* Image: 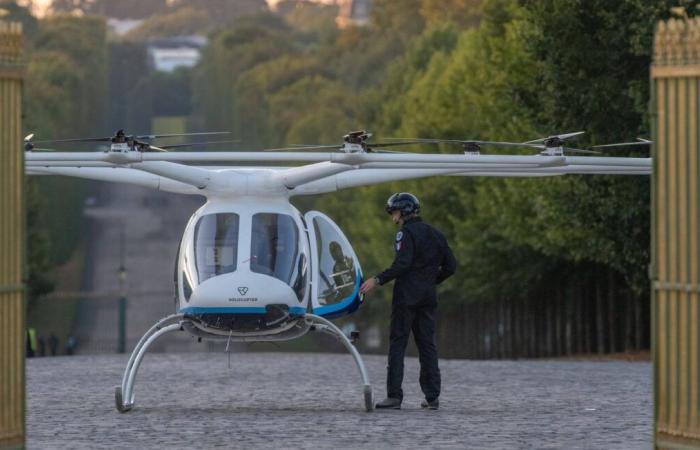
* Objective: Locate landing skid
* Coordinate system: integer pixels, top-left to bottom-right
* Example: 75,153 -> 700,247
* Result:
114,313 -> 373,413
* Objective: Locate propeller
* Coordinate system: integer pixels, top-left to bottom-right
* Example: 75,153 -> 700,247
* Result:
156,140 -> 241,150
385,131 -> 601,155
592,138 -> 652,149
24,133 -> 56,152
135,132 -> 231,140
25,130 -> 233,153
260,130 -> 438,153
522,131 -> 586,144
518,131 -> 600,154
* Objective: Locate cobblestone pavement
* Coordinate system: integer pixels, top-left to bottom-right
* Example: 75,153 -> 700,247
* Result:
27,352 -> 651,449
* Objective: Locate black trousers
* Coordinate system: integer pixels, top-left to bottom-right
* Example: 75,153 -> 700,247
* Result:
386,300 -> 441,401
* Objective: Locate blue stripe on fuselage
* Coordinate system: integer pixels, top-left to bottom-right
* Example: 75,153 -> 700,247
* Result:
178,306 -> 306,316
312,271 -> 363,318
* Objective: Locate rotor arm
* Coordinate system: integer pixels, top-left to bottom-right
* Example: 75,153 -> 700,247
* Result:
290,168 -> 467,196
274,162 -> 356,189
26,166 -> 201,195
128,161 -> 215,190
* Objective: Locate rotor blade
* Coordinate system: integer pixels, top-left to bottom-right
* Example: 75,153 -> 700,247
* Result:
368,148 -> 406,154
145,145 -> 169,153
385,137 -> 457,143
33,136 -> 113,143
289,140 -> 440,148
136,131 -> 231,140
262,145 -> 342,152
592,140 -> 653,148
269,140 -> 443,152
563,147 -> 602,155
369,141 -> 441,148
158,140 -> 241,150
287,144 -> 328,147
468,140 -> 543,148
523,131 -> 585,144
385,137 -> 544,148
27,148 -> 56,152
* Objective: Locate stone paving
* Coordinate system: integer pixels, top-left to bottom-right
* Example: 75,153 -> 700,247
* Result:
27,351 -> 651,449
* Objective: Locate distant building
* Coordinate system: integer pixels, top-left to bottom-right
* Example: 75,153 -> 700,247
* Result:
336,0 -> 371,29
107,18 -> 144,36
146,36 -> 207,73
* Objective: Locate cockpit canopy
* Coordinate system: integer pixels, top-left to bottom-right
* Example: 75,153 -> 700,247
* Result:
182,212 -> 307,302
178,206 -> 362,321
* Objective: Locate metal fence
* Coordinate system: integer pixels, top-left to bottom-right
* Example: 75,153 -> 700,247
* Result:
652,16 -> 700,449
0,20 -> 24,450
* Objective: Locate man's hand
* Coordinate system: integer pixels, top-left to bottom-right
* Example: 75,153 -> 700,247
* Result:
360,277 -> 378,294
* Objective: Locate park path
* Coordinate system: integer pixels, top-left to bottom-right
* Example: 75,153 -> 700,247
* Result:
74,182 -> 205,353
27,352 -> 651,449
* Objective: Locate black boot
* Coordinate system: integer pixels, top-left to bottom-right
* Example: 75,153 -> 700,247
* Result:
375,397 -> 401,409
420,398 -> 439,410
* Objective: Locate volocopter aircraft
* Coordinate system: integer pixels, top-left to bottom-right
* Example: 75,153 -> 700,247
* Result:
24,129 -> 651,412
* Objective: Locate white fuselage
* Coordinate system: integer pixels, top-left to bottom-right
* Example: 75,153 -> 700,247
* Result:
175,189 -> 363,339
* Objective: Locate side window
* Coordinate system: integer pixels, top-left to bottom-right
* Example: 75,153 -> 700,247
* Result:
290,253 -> 308,302
313,219 -> 357,306
193,213 -> 240,282
173,243 -> 180,305
182,271 -> 193,302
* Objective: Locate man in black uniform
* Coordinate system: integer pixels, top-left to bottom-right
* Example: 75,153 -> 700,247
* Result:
360,192 -> 457,410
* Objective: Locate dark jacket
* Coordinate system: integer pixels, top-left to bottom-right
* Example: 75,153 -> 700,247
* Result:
375,216 -> 457,304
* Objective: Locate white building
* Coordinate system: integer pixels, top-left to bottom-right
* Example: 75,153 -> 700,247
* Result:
146,36 -> 207,73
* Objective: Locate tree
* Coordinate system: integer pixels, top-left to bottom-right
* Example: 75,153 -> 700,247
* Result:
124,7 -> 211,41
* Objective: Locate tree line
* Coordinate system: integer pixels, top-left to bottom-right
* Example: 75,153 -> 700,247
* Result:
192,0 -> 698,356
13,0 -> 700,357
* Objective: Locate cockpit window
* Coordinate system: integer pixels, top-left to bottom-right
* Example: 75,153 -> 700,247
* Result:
312,219 -> 357,305
193,213 -> 240,282
250,213 -> 299,285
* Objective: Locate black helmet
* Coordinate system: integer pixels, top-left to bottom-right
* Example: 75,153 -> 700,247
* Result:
385,192 -> 420,217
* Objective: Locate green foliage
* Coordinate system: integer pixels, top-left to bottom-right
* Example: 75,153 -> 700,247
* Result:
31,15 -> 108,136
125,7 -> 211,41
276,0 -> 338,39
168,0 -> 267,24
26,181 -> 54,301
24,15 -> 109,268
151,68 -> 192,117
192,0 -> 680,314
419,0 -> 483,28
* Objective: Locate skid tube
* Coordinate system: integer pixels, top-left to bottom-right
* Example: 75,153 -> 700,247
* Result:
304,313 -> 374,412
115,314 -> 184,412
115,313 -> 373,412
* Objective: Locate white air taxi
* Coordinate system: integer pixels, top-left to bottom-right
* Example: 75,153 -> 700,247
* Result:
24,129 -> 651,412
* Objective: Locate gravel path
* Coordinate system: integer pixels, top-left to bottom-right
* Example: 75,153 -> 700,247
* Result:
26,351 -> 651,449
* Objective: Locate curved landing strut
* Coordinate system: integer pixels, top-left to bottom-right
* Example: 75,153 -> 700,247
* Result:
304,313 -> 374,412
115,313 -> 373,413
115,314 -> 184,412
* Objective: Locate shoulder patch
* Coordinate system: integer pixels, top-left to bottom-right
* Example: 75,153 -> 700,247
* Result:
395,231 -> 403,241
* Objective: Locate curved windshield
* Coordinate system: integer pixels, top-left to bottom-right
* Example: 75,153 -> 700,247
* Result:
193,213 -> 240,282
250,213 -> 299,286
